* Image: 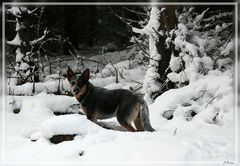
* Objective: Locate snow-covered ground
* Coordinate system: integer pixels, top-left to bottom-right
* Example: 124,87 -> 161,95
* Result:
1,68 -> 237,165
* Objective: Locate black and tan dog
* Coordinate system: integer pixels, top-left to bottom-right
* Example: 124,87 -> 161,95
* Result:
67,67 -> 155,132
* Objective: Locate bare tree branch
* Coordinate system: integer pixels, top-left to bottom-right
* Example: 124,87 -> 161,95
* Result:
122,7 -> 149,17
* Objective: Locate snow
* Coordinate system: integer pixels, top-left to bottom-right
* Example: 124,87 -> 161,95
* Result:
101,60 -> 131,78
8,80 -> 67,95
167,72 -> 179,83
15,48 -> 24,62
221,23 -> 227,29
9,73 -> 18,87
2,71 -> 235,163
8,76 -> 117,95
143,7 -> 161,36
185,42 -> 199,57
41,114 -> 103,138
169,54 -> 181,72
152,74 -> 233,120
194,35 -> 207,55
177,23 -> 188,37
193,8 -> 209,28
201,56 -> 213,72
221,41 -> 233,56
19,62 -> 29,71
215,25 -> 222,33
7,32 -> 22,46
217,58 -> 233,69
165,37 -> 171,48
7,7 -> 28,17
206,38 -> 218,51
104,82 -> 125,90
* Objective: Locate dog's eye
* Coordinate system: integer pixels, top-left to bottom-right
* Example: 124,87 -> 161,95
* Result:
71,81 -> 76,85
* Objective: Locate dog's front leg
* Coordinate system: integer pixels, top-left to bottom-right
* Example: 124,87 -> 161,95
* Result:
82,106 -> 97,123
87,112 -> 97,123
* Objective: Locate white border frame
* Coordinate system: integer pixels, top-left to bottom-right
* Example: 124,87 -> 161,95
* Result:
1,1 -> 238,165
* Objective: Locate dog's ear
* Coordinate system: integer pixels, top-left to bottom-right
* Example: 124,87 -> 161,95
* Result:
82,68 -> 90,81
67,66 -> 74,81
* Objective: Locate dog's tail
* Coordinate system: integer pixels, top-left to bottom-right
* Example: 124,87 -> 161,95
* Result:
139,98 -> 155,132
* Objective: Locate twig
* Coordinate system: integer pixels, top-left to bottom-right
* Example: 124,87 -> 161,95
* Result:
140,51 -> 159,62
101,46 -> 119,83
64,38 -> 79,59
45,54 -> 52,74
69,50 -> 77,61
118,68 -> 125,79
133,85 -> 143,92
38,53 -> 45,77
28,8 -> 39,15
152,27 -> 161,37
7,7 -> 22,18
44,57 -> 104,67
7,76 -> 22,79
36,7 -> 44,38
213,33 -> 233,62
173,128 -> 177,136
6,20 -> 17,23
133,36 -> 151,57
128,79 -> 143,85
199,89 -> 207,98
32,79 -> 35,94
58,59 -> 62,94
6,54 -> 25,81
8,78 -> 13,95
109,7 -> 139,24
122,7 -> 149,16
29,29 -> 49,45
205,96 -> 219,108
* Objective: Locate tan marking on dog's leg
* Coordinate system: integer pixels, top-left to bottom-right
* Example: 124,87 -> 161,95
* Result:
117,102 -> 142,132
127,102 -> 144,131
126,102 -> 140,124
121,123 -> 136,132
134,117 -> 144,131
82,106 -> 88,115
82,107 -> 97,123
92,111 -> 97,123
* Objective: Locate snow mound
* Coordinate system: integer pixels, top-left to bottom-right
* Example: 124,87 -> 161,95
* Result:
41,114 -> 102,138
150,73 -> 234,125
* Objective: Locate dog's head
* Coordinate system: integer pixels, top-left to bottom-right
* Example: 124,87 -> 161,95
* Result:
67,67 -> 90,101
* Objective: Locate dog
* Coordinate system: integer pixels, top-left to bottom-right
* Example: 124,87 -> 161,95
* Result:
67,67 -> 155,132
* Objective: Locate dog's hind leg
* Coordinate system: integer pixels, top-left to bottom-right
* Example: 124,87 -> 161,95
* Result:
134,117 -> 144,131
133,102 -> 144,131
121,123 -> 136,132
116,102 -> 141,132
